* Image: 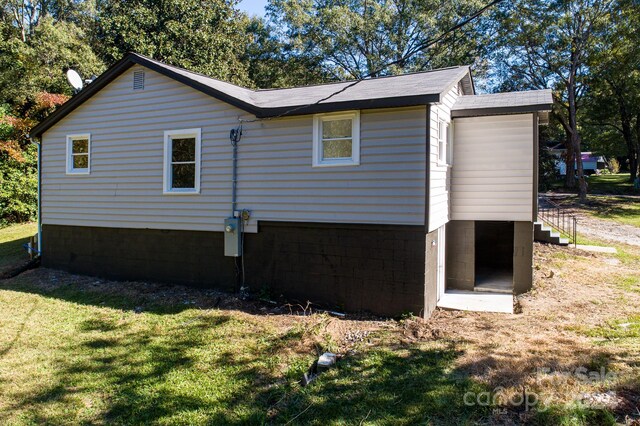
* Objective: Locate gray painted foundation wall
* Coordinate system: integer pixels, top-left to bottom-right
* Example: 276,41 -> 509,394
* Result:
445,220 -> 533,294
424,229 -> 439,317
42,223 -> 440,318
445,220 -> 475,291
513,221 -> 534,294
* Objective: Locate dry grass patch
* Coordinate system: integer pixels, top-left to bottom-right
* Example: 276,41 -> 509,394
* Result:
403,242 -> 640,423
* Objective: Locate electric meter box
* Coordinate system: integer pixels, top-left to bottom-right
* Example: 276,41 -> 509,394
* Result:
224,217 -> 241,257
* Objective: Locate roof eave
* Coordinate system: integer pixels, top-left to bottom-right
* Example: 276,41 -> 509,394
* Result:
30,55 -> 135,138
451,103 -> 554,118
258,94 -> 440,118
459,67 -> 475,95
467,72 -> 476,95
131,55 -> 261,116
435,66 -> 474,103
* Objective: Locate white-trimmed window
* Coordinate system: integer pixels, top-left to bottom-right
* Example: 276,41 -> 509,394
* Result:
437,119 -> 451,166
163,128 -> 201,194
312,111 -> 360,167
66,134 -> 91,174
447,120 -> 453,165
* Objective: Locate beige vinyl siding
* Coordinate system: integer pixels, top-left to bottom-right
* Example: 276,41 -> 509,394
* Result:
41,66 -> 427,233
450,114 -> 534,221
428,84 -> 458,232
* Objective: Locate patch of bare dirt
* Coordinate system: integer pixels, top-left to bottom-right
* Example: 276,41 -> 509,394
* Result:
403,241 -> 640,419
5,267 -> 391,357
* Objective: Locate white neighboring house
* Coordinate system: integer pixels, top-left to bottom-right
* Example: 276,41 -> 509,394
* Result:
551,146 -> 607,175
30,53 -> 553,317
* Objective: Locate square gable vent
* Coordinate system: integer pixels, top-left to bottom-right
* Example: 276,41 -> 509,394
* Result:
133,70 -> 145,90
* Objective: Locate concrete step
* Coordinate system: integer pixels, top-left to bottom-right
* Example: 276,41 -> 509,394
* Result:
473,286 -> 512,294
534,221 -> 551,232
534,221 -> 570,246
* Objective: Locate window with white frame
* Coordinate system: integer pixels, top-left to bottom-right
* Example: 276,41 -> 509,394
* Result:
447,120 -> 453,165
66,134 -> 91,174
437,119 -> 451,165
163,128 -> 201,194
312,111 -> 360,167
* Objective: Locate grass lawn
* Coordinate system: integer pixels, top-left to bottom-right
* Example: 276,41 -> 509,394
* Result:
548,173 -> 637,195
587,196 -> 640,228
0,271 -> 489,425
587,173 -> 636,195
572,195 -> 640,228
1,223 -> 639,425
0,223 -> 37,275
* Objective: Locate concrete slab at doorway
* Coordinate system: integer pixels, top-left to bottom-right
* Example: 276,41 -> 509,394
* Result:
437,290 -> 514,314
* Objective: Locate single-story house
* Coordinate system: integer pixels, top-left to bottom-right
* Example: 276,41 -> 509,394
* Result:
551,147 -> 607,175
29,53 -> 553,317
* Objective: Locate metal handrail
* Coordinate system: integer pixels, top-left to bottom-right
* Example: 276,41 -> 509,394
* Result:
538,197 -> 578,247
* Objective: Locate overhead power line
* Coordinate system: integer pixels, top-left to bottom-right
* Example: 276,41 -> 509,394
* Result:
240,0 -> 505,122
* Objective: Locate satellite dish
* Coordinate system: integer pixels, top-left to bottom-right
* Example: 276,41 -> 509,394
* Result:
66,69 -> 84,93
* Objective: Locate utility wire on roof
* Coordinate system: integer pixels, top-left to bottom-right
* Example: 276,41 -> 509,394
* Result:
240,0 -> 504,123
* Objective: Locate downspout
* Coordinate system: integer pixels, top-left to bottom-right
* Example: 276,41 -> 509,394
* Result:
232,139 -> 237,214
230,125 -> 242,215
229,124 -> 244,292
29,136 -> 42,257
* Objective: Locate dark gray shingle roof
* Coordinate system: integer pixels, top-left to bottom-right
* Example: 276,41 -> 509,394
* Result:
142,56 -> 257,105
140,54 -> 473,113
253,67 -> 471,109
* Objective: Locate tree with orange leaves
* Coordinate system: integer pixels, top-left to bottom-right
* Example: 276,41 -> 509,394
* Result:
0,92 -> 69,224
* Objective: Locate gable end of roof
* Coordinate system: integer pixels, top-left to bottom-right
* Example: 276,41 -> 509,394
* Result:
30,53 -> 262,138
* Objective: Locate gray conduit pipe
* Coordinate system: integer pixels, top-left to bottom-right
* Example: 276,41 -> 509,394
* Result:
29,136 -> 42,256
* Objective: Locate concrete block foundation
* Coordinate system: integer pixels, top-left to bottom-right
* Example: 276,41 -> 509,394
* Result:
42,223 -> 440,317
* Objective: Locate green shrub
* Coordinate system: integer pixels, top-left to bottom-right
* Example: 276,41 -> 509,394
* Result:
0,143 -> 38,225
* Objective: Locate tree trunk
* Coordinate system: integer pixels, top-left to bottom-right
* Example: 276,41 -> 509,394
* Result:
564,135 -> 576,188
567,48 -> 587,202
634,113 -> 640,181
620,122 -> 637,182
612,83 -> 637,182
574,133 -> 588,202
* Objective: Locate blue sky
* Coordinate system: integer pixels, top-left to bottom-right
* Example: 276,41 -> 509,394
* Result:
237,0 -> 268,16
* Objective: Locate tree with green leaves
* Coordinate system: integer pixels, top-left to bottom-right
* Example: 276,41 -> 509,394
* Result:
96,0 -> 251,85
492,0 -> 613,202
243,16 -> 329,88
584,0 -> 640,181
0,17 -> 105,107
266,0 -> 495,80
0,0 -> 97,41
0,93 -> 67,223
0,0 -> 103,225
